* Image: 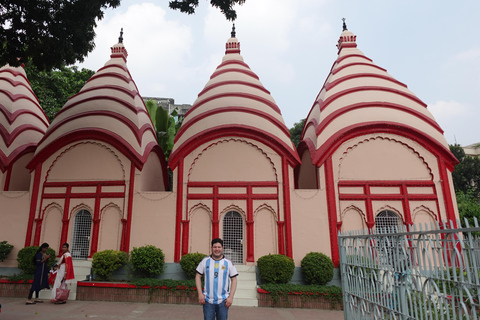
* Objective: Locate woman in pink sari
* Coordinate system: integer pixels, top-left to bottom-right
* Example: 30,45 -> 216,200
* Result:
50,243 -> 75,304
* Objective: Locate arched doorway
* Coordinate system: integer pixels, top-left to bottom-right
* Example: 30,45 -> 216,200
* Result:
223,211 -> 243,264
375,210 -> 407,269
71,209 -> 92,260
375,210 -> 402,234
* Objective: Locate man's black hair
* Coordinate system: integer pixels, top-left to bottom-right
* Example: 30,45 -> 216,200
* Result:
211,238 -> 223,247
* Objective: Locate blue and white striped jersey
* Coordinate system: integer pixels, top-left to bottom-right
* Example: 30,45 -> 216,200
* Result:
196,255 -> 238,304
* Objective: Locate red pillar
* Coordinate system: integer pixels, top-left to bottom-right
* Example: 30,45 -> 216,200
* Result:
277,221 -> 285,255
324,157 -> 340,267
59,186 -> 72,254
212,185 -> 219,239
437,158 -> 457,227
25,165 -> 42,247
181,220 -> 190,257
174,159 -> 184,262
282,157 -> 293,258
120,218 -> 127,251
124,163 -> 136,253
89,185 -> 102,257
246,185 -> 254,262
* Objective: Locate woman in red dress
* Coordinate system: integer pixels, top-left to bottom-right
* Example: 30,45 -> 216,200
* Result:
50,243 -> 75,303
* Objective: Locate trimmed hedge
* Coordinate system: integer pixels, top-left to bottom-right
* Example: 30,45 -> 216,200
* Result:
257,254 -> 295,284
301,252 -> 334,285
0,241 -> 13,262
92,250 -> 128,281
130,245 -> 165,278
17,246 -> 56,274
179,252 -> 207,279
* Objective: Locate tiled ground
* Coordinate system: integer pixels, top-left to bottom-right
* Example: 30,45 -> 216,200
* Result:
0,297 -> 344,320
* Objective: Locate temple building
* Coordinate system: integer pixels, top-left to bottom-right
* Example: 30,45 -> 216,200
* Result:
0,24 -> 459,275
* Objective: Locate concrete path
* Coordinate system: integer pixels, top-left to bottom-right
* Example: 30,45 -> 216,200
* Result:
0,297 -> 344,320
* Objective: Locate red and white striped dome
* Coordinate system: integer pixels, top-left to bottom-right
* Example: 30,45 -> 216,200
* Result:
302,28 -> 453,165
170,31 -> 300,167
0,65 -> 49,171
30,40 -> 159,169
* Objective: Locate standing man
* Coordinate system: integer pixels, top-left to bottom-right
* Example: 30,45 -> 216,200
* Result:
196,238 -> 238,320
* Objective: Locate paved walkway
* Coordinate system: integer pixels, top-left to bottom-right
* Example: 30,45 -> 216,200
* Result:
1,297 -> 344,320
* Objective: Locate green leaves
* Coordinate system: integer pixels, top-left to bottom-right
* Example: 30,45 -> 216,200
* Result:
300,252 -> 334,286
92,250 -> 128,281
179,252 -> 207,279
130,245 -> 165,278
0,241 -> 13,262
16,246 -> 56,274
257,254 -> 295,284
168,0 -> 246,21
145,99 -> 182,161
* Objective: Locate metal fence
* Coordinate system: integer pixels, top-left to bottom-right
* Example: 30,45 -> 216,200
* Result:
338,219 -> 480,320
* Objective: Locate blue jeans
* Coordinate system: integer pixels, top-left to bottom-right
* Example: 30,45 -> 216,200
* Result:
203,300 -> 228,320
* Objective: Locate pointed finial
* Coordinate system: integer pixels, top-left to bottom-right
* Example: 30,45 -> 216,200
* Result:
231,23 -> 236,38
119,28 -> 124,43
342,18 -> 347,31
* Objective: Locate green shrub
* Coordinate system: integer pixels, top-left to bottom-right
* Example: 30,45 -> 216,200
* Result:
257,254 -> 295,284
92,250 -> 128,281
130,245 -> 165,278
17,246 -> 56,274
179,252 -> 207,279
0,241 -> 14,262
301,252 -> 334,285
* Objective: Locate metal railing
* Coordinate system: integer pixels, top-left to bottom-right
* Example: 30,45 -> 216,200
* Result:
338,219 -> 480,320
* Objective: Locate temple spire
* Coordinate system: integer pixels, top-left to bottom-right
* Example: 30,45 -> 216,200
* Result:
231,23 -> 236,38
342,18 -> 347,31
119,28 -> 124,43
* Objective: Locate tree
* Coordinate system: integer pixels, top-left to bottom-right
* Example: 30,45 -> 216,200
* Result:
457,190 -> 480,237
289,118 -> 305,148
0,0 -> 120,71
24,63 -> 95,122
169,0 -> 246,21
145,100 -> 183,161
450,144 -> 480,200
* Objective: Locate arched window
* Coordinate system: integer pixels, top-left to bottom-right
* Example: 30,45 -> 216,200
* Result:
71,209 -> 92,260
223,211 -> 243,264
375,210 -> 402,234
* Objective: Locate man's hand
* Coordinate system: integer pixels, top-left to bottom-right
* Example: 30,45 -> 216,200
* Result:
198,293 -> 206,305
225,295 -> 233,308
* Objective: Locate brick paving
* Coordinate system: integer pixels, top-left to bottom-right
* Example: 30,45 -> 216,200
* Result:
0,297 -> 344,320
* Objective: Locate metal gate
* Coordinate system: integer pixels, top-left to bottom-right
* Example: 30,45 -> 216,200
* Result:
223,211 -> 243,264
71,209 -> 92,260
338,219 -> 480,320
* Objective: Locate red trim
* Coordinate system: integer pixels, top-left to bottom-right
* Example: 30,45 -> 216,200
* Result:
209,68 -> 259,81
332,62 -> 386,75
25,165 -> 42,247
174,107 -> 290,143
28,129 -> 159,170
325,157 -> 340,267
174,159 -> 184,262
313,122 -> 457,169
124,162 -> 135,253
197,80 -> 270,97
120,219 -> 127,251
212,185 -> 219,239
0,104 -> 48,127
88,185 -> 102,257
44,111 -> 155,146
0,123 -> 46,147
3,165 -> 11,190
437,158 -> 457,226
325,73 -> 407,90
215,60 -> 251,69
246,185 -> 254,262
282,157 -> 293,258
181,220 -> 190,257
0,144 -> 37,172
319,86 -> 427,112
59,185 -> 72,251
169,126 -> 300,170
185,92 -> 281,118
315,102 -> 443,137
336,54 -> 373,64
277,221 -> 285,255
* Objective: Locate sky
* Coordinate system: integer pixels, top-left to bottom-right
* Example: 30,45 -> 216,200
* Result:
77,0 -> 480,147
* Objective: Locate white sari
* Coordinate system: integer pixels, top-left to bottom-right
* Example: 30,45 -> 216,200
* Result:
50,252 -> 73,300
